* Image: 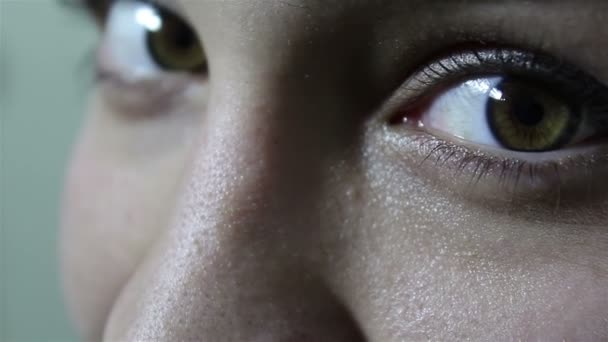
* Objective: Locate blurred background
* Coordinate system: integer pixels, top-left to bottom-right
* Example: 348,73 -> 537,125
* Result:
1,1 -> 97,340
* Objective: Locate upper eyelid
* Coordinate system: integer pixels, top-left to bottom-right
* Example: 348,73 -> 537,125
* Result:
393,47 -> 604,107
374,46 -> 608,134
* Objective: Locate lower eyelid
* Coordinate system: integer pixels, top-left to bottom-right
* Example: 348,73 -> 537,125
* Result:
95,69 -> 202,117
383,126 -> 608,205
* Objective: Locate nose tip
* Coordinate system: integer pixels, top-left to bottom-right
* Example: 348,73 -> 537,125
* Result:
102,183 -> 365,341
106,248 -> 366,341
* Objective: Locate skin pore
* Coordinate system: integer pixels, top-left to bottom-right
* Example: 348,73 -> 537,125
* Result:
62,0 -> 608,340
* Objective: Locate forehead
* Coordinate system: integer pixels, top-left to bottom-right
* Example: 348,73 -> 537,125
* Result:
173,0 -> 576,14
130,0 -> 608,85
175,0 -> 420,23
173,0 -> 599,32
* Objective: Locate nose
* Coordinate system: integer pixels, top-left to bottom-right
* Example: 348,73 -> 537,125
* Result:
101,61 -> 365,340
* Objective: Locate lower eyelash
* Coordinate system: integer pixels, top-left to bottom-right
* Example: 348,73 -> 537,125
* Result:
408,133 -> 578,195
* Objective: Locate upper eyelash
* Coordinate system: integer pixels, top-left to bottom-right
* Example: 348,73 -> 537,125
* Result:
398,47 -> 608,124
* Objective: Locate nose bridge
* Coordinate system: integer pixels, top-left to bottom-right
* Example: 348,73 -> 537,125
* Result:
175,94 -> 322,256
102,76 -> 363,341
170,75 -> 326,281
189,79 -> 324,241
100,2 -> 378,333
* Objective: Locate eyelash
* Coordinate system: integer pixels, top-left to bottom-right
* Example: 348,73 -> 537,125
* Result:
390,47 -> 608,194
395,47 -> 608,125
407,134 -> 587,195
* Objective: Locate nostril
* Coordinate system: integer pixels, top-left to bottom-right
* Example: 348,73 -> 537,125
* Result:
229,278 -> 370,342
318,297 -> 368,342
103,249 -> 370,342
274,278 -> 369,342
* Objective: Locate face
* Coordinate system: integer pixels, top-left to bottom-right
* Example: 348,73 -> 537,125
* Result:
62,0 -> 608,340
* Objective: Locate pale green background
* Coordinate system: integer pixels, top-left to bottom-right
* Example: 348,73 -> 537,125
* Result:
1,1 -> 97,340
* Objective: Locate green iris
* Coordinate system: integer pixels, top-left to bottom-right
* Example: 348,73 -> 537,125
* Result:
146,5 -> 206,72
487,79 -> 581,152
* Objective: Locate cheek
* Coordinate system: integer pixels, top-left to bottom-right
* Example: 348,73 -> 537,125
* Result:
322,137 -> 608,341
60,117 -> 191,340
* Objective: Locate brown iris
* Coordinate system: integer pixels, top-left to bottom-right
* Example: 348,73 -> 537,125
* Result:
487,78 -> 581,152
146,5 -> 206,72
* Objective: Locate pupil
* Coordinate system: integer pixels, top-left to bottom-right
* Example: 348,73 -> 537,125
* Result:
172,24 -> 195,50
510,93 -> 545,126
487,78 -> 578,152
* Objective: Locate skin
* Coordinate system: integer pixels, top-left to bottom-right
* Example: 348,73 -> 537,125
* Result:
62,0 -> 608,340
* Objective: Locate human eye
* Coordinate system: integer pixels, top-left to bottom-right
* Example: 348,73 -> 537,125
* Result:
86,0 -> 206,80
388,48 -> 608,197
87,0 -> 207,112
